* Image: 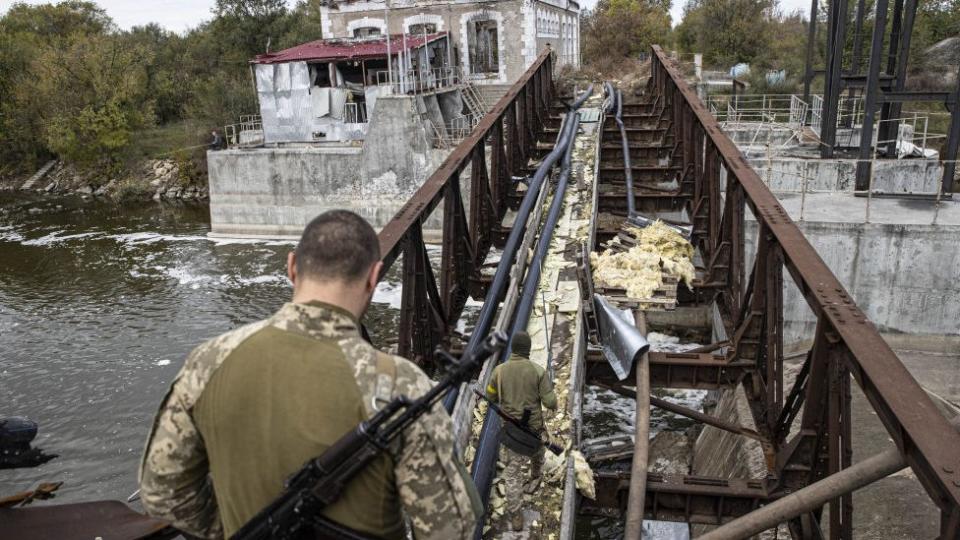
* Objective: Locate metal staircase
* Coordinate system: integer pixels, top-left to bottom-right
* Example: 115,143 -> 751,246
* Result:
20,160 -> 57,191
461,84 -> 489,123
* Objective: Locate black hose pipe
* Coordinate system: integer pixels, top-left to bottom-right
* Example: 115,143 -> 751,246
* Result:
442,84 -> 593,412
469,110 -> 584,539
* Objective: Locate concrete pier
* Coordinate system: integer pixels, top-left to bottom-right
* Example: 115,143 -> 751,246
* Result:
207,92 -> 455,237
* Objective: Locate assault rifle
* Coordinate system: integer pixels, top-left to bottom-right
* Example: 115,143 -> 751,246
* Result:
231,331 -> 508,540
471,389 -> 564,455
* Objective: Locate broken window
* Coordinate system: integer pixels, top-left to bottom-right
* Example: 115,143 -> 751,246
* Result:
408,23 -> 437,35
467,19 -> 499,75
353,26 -> 381,39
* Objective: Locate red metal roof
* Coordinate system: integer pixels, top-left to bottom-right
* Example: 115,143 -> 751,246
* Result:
252,32 -> 447,64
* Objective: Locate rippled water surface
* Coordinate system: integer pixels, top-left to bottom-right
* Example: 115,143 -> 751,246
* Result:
1,192 -> 693,539
0,193 -> 402,502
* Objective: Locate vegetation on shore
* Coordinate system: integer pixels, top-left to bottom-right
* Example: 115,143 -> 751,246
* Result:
1,0 -> 958,192
581,0 -> 959,95
0,0 -> 322,185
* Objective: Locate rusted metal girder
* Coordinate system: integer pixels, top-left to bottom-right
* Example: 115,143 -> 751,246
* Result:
597,383 -> 764,442
584,471 -> 775,525
376,50 -> 554,366
585,350 -> 751,389
650,44 -> 960,529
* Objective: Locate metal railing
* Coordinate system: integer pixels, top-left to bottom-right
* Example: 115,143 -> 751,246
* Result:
376,66 -> 463,95
429,113 -> 481,148
644,44 -> 960,534
343,102 -> 367,125
707,94 -> 808,128
224,114 -> 264,148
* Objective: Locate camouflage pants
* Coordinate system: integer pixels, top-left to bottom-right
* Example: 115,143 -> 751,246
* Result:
500,445 -> 545,516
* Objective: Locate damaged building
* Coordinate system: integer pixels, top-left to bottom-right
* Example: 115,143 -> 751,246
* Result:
206,0 -> 580,238
319,0 -> 581,103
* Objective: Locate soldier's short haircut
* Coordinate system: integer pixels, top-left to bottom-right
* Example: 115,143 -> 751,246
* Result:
295,210 -> 381,282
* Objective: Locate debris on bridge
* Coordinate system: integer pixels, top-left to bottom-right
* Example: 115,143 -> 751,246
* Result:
590,220 -> 694,303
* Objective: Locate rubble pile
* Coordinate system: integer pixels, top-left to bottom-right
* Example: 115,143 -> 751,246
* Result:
590,220 -> 695,299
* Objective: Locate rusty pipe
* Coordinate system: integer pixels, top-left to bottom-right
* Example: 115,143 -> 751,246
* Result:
699,415 -> 960,540
624,311 -> 650,539
598,383 -> 763,442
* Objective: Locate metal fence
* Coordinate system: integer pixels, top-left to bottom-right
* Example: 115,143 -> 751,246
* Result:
224,115 -> 264,148
376,66 -> 463,95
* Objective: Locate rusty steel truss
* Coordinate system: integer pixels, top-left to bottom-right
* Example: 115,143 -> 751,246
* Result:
376,50 -> 555,368
588,45 -> 960,538
374,44 -> 958,537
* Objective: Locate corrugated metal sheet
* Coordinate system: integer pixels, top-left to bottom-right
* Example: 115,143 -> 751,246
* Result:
253,32 -> 447,64
257,62 -> 314,143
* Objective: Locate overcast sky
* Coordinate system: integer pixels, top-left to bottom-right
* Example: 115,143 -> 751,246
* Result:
6,0 -> 814,33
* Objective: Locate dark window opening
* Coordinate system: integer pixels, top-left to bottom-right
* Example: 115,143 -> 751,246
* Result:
468,19 -> 499,75
353,26 -> 381,39
408,23 -> 437,35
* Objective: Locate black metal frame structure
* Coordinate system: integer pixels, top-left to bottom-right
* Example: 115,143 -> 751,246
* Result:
802,0 -> 960,194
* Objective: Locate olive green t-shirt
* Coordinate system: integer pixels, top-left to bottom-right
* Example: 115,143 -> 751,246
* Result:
193,325 -> 403,539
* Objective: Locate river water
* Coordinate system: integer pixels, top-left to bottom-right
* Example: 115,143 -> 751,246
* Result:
0,193 -> 404,503
1,193 -> 694,539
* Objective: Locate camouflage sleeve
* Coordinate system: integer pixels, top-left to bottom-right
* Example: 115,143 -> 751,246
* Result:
392,358 -> 481,540
139,348 -> 223,539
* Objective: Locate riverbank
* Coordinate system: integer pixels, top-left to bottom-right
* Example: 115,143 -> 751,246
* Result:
0,158 -> 209,202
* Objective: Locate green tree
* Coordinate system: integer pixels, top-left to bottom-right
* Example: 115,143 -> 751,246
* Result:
123,24 -> 192,124
676,0 -> 777,66
211,0 -> 291,60
21,32 -> 155,165
278,0 -> 326,48
582,0 -> 673,73
0,1 -> 114,165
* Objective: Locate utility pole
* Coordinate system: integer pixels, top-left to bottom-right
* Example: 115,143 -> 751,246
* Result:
385,0 -> 393,88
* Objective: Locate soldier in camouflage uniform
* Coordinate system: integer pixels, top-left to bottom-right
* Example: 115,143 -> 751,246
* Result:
485,331 -> 557,532
139,210 -> 481,539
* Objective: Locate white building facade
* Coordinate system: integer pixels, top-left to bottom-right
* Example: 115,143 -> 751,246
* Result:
320,0 -> 580,93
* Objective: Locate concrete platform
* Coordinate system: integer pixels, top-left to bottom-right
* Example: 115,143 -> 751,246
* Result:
845,349 -> 959,538
772,190 -> 960,226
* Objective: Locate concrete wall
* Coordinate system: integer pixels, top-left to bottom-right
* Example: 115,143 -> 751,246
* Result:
208,93 -> 448,237
744,218 -> 960,344
746,156 -> 944,194
719,155 -> 945,194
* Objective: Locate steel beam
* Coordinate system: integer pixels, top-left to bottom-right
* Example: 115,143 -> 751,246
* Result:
855,0 -> 890,189
943,71 -> 960,195
585,350 -> 751,389
586,472 -> 775,525
820,0 -> 849,157
802,0 -> 819,105
651,44 -> 960,522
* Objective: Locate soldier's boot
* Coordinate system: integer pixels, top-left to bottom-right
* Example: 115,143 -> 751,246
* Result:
511,512 -> 524,532
524,461 -> 543,494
